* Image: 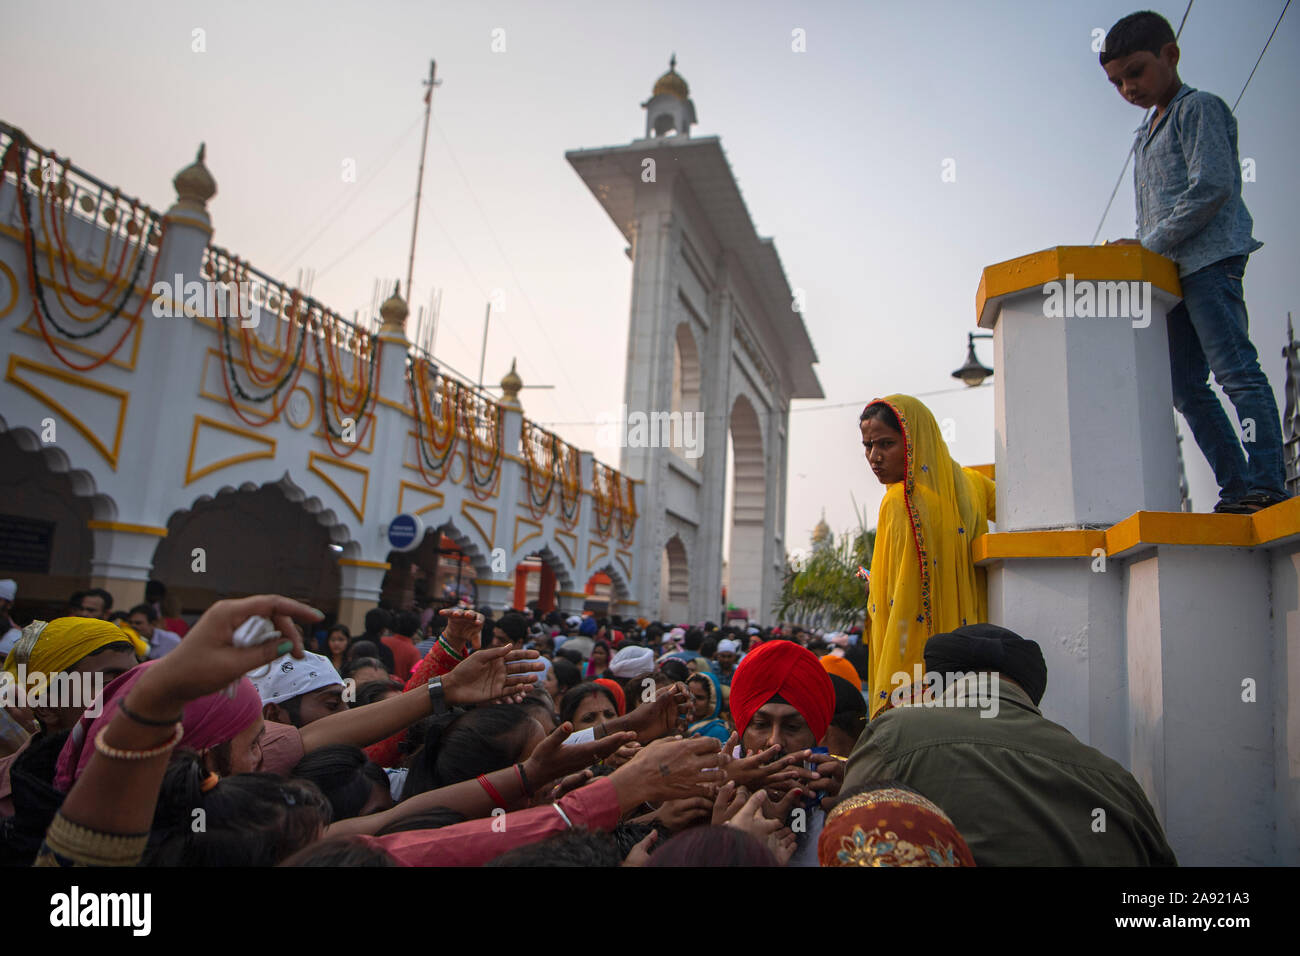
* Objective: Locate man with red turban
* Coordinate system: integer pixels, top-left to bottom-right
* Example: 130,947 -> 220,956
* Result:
728,639 -> 844,866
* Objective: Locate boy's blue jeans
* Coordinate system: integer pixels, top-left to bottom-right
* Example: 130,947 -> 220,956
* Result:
1167,254 -> 1287,503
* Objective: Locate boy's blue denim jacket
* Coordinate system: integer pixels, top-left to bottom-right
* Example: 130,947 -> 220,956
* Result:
1133,84 -> 1262,277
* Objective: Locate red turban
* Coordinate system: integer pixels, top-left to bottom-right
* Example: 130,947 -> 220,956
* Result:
730,641 -> 835,743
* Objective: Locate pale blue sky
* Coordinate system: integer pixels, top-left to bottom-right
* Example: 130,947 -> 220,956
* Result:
3,0 -> 1297,549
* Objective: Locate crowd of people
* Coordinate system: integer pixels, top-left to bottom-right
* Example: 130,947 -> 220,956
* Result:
4,8 -> 1276,869
0,571 -> 1176,867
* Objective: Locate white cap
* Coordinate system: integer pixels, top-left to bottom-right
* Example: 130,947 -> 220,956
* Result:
0,580 -> 15,602
248,651 -> 343,706
566,615 -> 582,628
717,639 -> 739,654
610,645 -> 655,679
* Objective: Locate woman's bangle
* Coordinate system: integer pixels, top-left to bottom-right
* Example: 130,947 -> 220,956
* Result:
118,698 -> 184,727
438,636 -> 466,662
515,762 -> 534,797
94,723 -> 184,761
477,773 -> 507,810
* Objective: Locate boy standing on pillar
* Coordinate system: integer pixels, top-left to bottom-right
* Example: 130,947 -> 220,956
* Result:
1101,10 -> 1287,514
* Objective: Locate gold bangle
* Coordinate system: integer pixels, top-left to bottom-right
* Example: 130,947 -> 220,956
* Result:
94,723 -> 184,761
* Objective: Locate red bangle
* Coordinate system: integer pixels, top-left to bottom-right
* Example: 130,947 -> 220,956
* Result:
477,773 -> 507,809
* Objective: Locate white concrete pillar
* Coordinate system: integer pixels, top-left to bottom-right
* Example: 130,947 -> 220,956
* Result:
978,246 -> 1183,529
1123,546 -> 1274,864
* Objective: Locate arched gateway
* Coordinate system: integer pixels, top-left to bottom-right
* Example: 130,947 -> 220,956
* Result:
568,59 -> 822,623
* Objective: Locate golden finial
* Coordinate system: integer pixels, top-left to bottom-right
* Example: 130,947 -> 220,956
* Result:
379,281 -> 409,334
500,358 -> 523,407
172,142 -> 217,212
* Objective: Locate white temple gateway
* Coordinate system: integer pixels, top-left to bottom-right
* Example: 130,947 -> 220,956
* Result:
0,58 -> 1296,865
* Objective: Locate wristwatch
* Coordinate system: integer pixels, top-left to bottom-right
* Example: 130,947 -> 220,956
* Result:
427,676 -> 448,715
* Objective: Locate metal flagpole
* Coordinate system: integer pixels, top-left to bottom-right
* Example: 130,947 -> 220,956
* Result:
405,60 -> 439,305
477,301 -> 491,389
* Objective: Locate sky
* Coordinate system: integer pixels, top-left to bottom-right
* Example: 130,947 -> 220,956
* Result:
4,0 -> 1297,554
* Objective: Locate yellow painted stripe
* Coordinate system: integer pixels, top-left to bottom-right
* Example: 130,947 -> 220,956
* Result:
976,245 -> 1182,327
557,590 -> 588,598
975,503 -> 1300,563
474,578 -> 512,587
1251,495 -> 1300,545
972,529 -> 1104,561
337,558 -> 390,570
86,520 -> 168,536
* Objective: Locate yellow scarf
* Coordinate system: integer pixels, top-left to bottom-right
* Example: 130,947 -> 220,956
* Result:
3,617 -> 147,679
864,395 -> 995,717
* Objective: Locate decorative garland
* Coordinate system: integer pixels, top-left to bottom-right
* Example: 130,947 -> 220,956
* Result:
408,357 -> 458,485
310,304 -> 378,459
1,134 -> 162,371
592,462 -> 616,539
521,421 -> 558,519
217,306 -> 309,428
557,442 -> 582,528
463,391 -> 503,500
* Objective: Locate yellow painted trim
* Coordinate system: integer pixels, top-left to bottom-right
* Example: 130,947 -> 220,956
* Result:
557,590 -> 588,599
554,529 -> 577,568
620,600 -> 639,606
397,480 -> 444,517
975,504 -> 1300,564
162,212 -> 213,234
1105,511 -> 1254,554
975,245 -> 1182,328
86,520 -> 168,537
587,539 -> 610,571
475,578 -> 512,587
968,463 -> 994,481
307,451 -> 370,523
338,558 -> 390,570
513,516 -> 543,552
6,354 -> 130,469
0,259 -> 18,318
460,500 -> 497,549
972,529 -> 1105,562
185,414 -> 276,485
377,395 -> 412,414
615,548 -> 634,581
1252,496 -> 1300,545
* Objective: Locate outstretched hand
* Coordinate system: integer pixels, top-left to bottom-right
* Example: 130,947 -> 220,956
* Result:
442,643 -> 542,706
608,736 -> 723,812
521,720 -> 636,793
136,595 -> 321,707
724,789 -> 798,865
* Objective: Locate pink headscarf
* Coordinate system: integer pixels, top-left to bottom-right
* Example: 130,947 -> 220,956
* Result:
55,659 -> 264,791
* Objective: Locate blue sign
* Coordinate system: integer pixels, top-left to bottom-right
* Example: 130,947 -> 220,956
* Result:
387,513 -> 423,552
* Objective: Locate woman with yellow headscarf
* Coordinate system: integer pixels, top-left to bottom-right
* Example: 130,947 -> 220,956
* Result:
859,395 -> 995,717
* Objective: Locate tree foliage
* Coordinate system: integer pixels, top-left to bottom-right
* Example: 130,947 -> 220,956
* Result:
774,526 -> 875,631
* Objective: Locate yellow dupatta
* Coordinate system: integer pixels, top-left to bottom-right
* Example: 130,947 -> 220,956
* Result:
864,395 -> 995,717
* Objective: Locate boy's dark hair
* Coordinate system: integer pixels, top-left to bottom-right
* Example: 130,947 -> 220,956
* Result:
393,611 -> 421,638
147,751 -> 330,866
290,744 -> 389,822
1100,11 -> 1176,66
402,704 -> 534,797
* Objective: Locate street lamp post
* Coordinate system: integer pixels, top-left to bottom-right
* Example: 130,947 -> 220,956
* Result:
952,332 -> 994,387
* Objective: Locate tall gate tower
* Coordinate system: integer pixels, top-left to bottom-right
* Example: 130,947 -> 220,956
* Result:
568,58 -> 822,624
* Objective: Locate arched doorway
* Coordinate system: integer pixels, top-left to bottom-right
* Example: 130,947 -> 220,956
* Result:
673,322 -> 702,463
0,428 -> 100,621
152,482 -> 342,616
727,395 -> 766,621
660,534 -> 689,624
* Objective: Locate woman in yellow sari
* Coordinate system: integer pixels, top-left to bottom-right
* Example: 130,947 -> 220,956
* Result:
859,395 -> 995,717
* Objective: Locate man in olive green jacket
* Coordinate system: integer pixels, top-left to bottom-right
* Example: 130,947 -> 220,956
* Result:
843,624 -> 1176,866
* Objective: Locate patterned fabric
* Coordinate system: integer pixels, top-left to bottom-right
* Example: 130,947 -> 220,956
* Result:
818,787 -> 975,867
864,395 -> 995,717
